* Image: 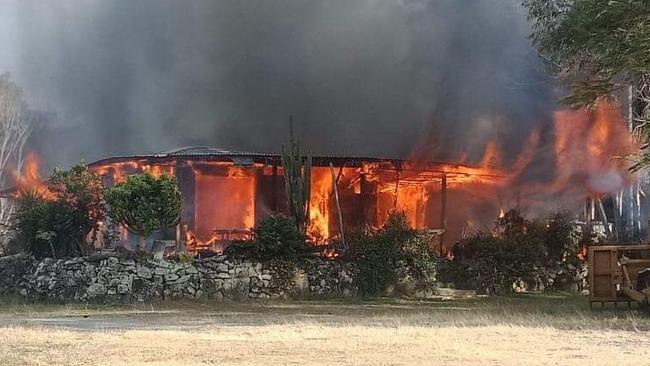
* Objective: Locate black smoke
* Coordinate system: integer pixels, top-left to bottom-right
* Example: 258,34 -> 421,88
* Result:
0,0 -> 555,169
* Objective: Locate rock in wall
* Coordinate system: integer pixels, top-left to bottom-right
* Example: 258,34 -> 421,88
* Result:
0,252 -> 359,303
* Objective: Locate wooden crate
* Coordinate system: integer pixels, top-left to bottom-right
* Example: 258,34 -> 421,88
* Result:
588,244 -> 650,307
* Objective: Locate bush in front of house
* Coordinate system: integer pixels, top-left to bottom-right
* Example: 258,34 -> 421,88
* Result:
225,214 -> 313,261
455,209 -> 576,295
227,212 -> 438,297
13,164 -> 104,259
105,172 -> 182,251
223,214 -> 313,292
544,211 -> 581,262
471,232 -> 545,294
355,211 -> 438,296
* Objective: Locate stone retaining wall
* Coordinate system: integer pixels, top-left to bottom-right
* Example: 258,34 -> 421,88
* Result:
0,253 -> 358,303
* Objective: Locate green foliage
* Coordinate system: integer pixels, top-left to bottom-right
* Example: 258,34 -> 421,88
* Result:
495,209 -> 529,237
544,211 -> 581,261
472,233 -> 546,295
225,214 -> 313,261
281,121 -> 312,234
457,209 -> 580,294
525,0 -> 650,103
523,0 -> 650,169
402,232 -> 438,289
356,211 -> 438,296
254,214 -> 311,260
13,164 -> 104,259
105,172 -> 182,250
178,252 -> 195,264
356,232 -> 400,296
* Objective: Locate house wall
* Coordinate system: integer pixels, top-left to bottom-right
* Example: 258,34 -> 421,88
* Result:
91,158 -> 444,247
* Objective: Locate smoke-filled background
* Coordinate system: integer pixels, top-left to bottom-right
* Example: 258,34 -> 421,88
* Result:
0,0 -> 554,170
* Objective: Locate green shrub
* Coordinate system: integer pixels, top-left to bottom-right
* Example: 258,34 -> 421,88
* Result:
178,252 -> 195,264
495,209 -> 529,237
254,214 -> 311,259
13,164 -> 104,259
356,211 -> 438,296
105,172 -> 182,251
402,232 -> 438,289
356,233 -> 400,296
225,214 -> 313,261
474,234 -> 545,294
544,211 -> 581,261
457,209 -> 559,294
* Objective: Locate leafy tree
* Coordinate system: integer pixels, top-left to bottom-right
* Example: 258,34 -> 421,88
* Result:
0,73 -> 38,251
105,172 -> 182,251
524,0 -> 650,104
523,0 -> 650,168
13,164 -> 104,258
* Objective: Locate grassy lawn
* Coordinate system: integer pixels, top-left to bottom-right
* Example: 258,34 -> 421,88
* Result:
0,294 -> 649,365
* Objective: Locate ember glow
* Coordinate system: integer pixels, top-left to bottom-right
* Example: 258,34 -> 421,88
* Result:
193,165 -> 255,243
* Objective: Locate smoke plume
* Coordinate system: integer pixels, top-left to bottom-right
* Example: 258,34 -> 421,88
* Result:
0,0 -> 554,169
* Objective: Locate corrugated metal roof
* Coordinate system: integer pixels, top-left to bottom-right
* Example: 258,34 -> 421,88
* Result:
0,146 -> 503,198
86,146 -> 503,178
159,146 -> 250,156
93,146 -> 412,164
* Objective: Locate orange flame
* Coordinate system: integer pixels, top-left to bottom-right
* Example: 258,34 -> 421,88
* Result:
193,164 -> 255,246
450,100 -> 635,210
89,100 -> 636,254
14,152 -> 54,199
308,167 -> 332,243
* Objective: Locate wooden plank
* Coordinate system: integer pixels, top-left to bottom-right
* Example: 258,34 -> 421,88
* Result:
621,286 -> 647,303
440,174 -> 447,254
175,160 -> 196,233
271,164 -> 278,212
589,246 -> 617,301
330,163 -> 346,251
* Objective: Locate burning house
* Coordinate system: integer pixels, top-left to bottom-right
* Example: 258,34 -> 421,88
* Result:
2,100 -> 645,255
87,146 -> 505,253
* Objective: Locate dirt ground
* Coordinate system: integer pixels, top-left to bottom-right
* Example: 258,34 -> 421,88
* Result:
0,294 -> 649,365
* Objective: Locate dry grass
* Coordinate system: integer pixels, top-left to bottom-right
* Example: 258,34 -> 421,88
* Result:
0,294 -> 649,365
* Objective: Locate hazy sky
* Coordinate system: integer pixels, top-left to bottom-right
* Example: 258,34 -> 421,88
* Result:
0,0 -> 555,169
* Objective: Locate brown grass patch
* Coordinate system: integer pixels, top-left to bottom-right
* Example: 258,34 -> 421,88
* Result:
0,294 -> 648,365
